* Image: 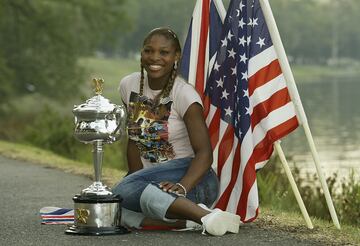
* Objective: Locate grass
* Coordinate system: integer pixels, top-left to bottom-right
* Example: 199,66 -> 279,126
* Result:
257,207 -> 360,245
0,140 -> 359,245
78,56 -> 139,101
0,140 -> 126,186
79,56 -> 360,92
291,63 -> 360,83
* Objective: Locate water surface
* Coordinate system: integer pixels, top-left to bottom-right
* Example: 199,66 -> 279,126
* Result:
281,80 -> 360,181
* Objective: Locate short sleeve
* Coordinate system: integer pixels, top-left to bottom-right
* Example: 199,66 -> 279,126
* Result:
118,73 -> 140,107
119,77 -> 128,106
173,79 -> 203,118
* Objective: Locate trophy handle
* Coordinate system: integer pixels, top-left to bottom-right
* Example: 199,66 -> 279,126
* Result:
107,105 -> 126,142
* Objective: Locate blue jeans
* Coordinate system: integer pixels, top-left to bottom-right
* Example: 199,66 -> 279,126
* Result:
111,157 -> 219,227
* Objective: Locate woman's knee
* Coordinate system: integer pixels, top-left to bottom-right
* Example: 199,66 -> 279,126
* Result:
189,169 -> 219,207
112,179 -> 132,198
139,184 -> 176,221
112,177 -> 145,212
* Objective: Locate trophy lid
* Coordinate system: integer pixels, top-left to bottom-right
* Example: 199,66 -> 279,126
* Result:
73,78 -> 116,115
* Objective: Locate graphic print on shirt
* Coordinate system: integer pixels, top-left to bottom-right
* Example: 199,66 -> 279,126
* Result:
127,91 -> 175,163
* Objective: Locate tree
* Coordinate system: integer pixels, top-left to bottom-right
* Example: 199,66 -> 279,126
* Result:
270,0 -> 332,64
0,0 -> 129,105
115,0 -> 196,57
270,0 -> 360,64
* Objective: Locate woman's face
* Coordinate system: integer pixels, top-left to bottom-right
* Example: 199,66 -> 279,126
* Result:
141,34 -> 180,83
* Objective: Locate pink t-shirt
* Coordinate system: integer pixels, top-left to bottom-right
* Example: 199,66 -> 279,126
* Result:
119,72 -> 203,168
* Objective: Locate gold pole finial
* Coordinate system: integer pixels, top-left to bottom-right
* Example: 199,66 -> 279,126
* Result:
93,78 -> 104,95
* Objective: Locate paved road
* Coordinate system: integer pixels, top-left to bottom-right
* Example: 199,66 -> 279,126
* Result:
0,156 -> 325,246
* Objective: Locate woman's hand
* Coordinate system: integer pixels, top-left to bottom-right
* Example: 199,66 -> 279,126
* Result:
159,181 -> 187,197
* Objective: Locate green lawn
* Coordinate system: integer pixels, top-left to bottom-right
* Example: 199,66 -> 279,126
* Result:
79,56 -> 139,102
0,140 -> 126,186
291,63 -> 360,83
79,56 -> 360,96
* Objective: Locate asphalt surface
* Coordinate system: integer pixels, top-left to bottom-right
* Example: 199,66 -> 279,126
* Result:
0,155 -> 326,246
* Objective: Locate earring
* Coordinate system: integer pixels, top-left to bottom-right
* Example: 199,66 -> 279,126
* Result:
174,61 -> 178,70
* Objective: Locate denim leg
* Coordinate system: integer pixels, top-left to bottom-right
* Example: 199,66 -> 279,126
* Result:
111,157 -> 220,222
138,169 -> 219,221
111,158 -> 192,212
187,168 -> 219,207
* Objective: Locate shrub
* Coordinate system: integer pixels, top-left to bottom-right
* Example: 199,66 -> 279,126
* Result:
336,171 -> 360,225
257,156 -> 360,226
22,106 -> 127,170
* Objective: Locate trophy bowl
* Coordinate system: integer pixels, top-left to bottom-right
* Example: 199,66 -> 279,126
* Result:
65,78 -> 129,235
73,94 -> 126,144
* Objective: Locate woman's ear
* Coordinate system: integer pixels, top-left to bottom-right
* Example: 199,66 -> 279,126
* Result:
175,52 -> 181,62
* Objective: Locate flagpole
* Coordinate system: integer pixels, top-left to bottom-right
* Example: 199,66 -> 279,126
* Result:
259,0 -> 341,229
274,141 -> 313,229
188,0 -> 202,86
214,0 -> 227,20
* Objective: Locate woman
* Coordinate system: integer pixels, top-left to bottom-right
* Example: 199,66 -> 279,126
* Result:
112,27 -> 241,236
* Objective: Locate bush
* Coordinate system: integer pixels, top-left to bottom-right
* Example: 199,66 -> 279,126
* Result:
23,107 -> 78,158
257,156 -> 360,226
336,171 -> 360,225
22,106 -> 127,171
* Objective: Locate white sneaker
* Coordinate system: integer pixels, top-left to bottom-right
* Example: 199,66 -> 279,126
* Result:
200,209 -> 241,236
173,204 -> 215,231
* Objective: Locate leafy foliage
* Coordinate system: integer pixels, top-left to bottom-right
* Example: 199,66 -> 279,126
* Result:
0,0 -> 129,104
115,0 -> 196,56
110,0 -> 360,64
258,156 -> 360,226
22,106 -> 127,170
271,0 -> 360,64
337,171 -> 360,225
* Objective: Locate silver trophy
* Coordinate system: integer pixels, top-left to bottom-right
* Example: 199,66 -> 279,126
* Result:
65,78 -> 128,235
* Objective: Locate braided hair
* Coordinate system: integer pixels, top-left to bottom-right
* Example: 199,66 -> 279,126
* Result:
139,27 -> 181,106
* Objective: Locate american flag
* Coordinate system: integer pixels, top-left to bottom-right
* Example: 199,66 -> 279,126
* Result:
181,0 -> 299,222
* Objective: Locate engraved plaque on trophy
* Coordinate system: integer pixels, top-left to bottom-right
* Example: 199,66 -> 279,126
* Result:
65,78 -> 128,235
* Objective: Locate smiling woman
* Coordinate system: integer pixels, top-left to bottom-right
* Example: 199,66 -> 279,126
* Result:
140,28 -> 182,103
111,27 -> 241,236
141,30 -> 181,90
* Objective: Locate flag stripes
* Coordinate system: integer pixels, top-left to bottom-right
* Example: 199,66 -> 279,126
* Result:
40,207 -> 74,225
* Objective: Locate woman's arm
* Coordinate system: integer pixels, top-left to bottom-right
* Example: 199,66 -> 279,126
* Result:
179,102 -> 213,191
161,102 -> 213,194
126,139 -> 144,174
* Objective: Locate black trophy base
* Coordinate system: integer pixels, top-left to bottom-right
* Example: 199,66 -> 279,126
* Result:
65,193 -> 129,236
65,224 -> 129,236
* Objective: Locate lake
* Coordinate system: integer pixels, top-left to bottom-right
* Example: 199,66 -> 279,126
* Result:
281,80 -> 360,182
